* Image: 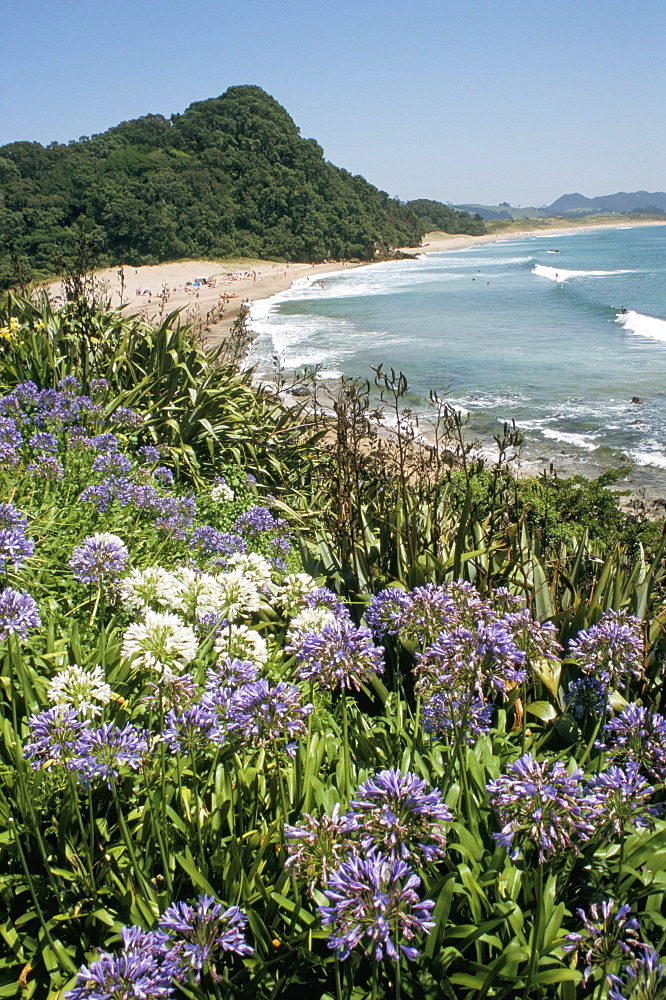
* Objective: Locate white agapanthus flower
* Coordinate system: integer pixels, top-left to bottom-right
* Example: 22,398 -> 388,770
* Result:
120,566 -> 182,611
278,572 -> 318,616
47,663 -> 112,717
169,567 -> 227,619
286,607 -> 337,645
214,624 -> 268,667
121,610 -> 198,674
214,567 -> 262,620
210,481 -> 235,503
226,552 -> 273,592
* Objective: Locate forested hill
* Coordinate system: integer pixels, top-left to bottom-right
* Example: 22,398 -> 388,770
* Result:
0,86 -> 482,287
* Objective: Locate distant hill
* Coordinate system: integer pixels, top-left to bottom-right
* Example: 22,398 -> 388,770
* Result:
453,191 -> 666,221
545,190 -> 666,216
1,86 -> 444,288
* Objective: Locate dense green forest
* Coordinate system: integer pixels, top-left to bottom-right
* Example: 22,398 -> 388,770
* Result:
406,198 -> 486,235
0,86 -> 484,288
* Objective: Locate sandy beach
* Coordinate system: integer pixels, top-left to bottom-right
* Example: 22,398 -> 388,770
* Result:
47,258 -> 367,346
45,218 -> 665,348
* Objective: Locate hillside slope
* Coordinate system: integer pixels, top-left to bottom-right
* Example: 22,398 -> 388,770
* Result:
0,86 -> 431,286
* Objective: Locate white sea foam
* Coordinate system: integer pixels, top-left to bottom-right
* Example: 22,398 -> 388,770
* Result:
539,427 -> 599,451
615,310 -> 666,343
532,265 -> 633,282
630,449 -> 666,469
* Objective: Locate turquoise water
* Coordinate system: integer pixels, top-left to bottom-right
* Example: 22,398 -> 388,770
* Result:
250,225 -> 666,492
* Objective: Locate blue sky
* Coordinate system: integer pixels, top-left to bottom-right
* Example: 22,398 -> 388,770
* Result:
1,0 -> 664,207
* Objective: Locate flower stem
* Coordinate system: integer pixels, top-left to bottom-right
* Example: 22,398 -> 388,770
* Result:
522,864 -> 544,1000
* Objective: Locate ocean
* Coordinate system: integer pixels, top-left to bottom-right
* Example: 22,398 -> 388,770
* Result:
249,224 -> 666,495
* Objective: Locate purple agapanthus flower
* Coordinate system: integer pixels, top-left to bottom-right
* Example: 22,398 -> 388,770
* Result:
161,705 -> 215,755
303,587 -> 350,618
319,848 -> 435,962
92,452 -> 132,475
68,721 -> 149,786
586,763 -> 660,839
226,680 -> 311,750
66,926 -> 174,1000
158,894 -> 252,982
365,587 -> 411,637
487,752 -> 598,863
137,445 -> 161,464
27,456 -> 64,480
565,676 -> 608,720
70,533 -> 129,586
422,692 -> 494,745
154,496 -> 196,540
345,768 -> 453,864
111,407 -> 144,429
153,466 -> 174,486
288,619 -> 384,691
29,431 -> 58,453
602,703 -> 666,781
415,622 -> 526,700
0,586 -> 40,640
233,506 -> 279,536
569,610 -> 644,690
0,524 -> 34,572
90,432 -> 119,453
23,706 -> 89,770
189,526 -> 246,565
0,417 -> 21,466
609,946 -> 666,1000
205,657 -> 258,690
284,804 -> 354,891
563,900 -> 642,986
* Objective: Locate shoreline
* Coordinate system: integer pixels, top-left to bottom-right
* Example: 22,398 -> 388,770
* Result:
43,219 -> 666,347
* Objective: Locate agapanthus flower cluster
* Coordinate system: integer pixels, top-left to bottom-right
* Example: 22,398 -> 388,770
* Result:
487,752 -> 598,862
284,804 -> 353,891
0,417 -> 22,465
158,894 -> 252,981
319,849 -> 435,962
278,572 -> 319,616
162,704 -> 216,755
67,896 -> 252,999
569,610 -> 644,690
28,431 -> 58,453
23,705 -> 90,770
0,503 -> 34,572
563,900 -> 642,985
154,495 -> 197,540
121,566 -> 184,611
69,533 -> 129,587
210,478 -> 235,503
225,679 -> 311,751
415,621 -> 526,700
422,692 -> 494,745
47,663 -> 112,717
121,611 -> 199,676
69,721 -> 149,785
609,946 -> 666,1000
367,584 -> 457,645
565,676 -> 608,720
0,586 -> 40,640
345,768 -> 453,865
288,619 -> 384,691
213,624 -> 268,667
602,703 -> 666,781
233,505 -> 280,536
585,764 -> 660,840
189,526 -> 246,566
66,926 -> 174,1000
137,445 -> 161,464
92,451 -> 132,475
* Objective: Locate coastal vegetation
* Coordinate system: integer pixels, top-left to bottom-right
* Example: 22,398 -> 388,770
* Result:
0,86 -> 486,290
0,288 -> 665,999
